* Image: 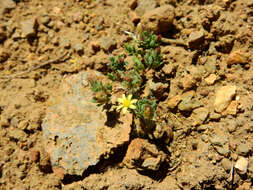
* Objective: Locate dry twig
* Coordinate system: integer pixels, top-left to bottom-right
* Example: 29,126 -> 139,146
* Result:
0,52 -> 70,80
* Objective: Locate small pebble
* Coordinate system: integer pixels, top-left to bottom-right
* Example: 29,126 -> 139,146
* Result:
235,157 -> 248,175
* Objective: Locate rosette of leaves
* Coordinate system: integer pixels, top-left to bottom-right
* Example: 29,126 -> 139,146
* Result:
122,69 -> 142,95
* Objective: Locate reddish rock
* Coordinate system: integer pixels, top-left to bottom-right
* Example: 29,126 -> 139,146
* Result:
181,74 -> 196,90
123,138 -> 166,171
227,50 -> 248,65
52,167 -> 65,179
30,149 -> 40,162
204,74 -> 218,85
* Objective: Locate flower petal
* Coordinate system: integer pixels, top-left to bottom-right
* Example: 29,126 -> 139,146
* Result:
131,99 -> 137,104
122,107 -> 128,114
122,94 -> 126,100
129,105 -> 136,109
127,94 -> 132,100
116,105 -> 123,111
117,98 -> 123,103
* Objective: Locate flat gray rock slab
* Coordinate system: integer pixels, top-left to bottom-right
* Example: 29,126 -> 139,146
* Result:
42,71 -> 132,176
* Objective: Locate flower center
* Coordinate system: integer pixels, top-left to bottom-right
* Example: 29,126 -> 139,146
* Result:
123,99 -> 131,108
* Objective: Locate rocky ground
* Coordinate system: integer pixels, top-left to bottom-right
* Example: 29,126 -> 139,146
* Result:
0,0 -> 253,189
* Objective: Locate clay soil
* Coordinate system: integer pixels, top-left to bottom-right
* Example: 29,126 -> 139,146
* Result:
0,0 -> 253,189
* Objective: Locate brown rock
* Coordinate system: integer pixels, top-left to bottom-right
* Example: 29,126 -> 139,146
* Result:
139,5 -> 174,34
167,95 -> 182,109
223,100 -> 238,115
181,74 -> 196,90
188,31 -> 205,49
123,138 -> 166,171
227,50 -> 248,65
30,149 -> 40,162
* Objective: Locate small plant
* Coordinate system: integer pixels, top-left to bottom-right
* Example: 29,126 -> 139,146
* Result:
90,79 -> 112,105
89,29 -> 163,121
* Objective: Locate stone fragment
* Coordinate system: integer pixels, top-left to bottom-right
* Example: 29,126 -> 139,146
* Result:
99,36 -> 117,52
20,18 -> 38,38
162,63 -> 177,75
181,74 -> 196,90
188,31 -> 205,49
123,138 -> 166,171
0,0 -> 16,14
215,147 -> 230,157
191,107 -> 209,126
214,85 -> 236,113
237,143 -> 250,156
41,16 -> 51,26
223,100 -> 238,115
166,95 -> 182,109
235,157 -> 248,175
205,74 -> 218,85
135,0 -> 157,16
42,71 -> 132,176
210,135 -> 228,147
74,43 -> 84,55
139,5 -> 174,34
30,149 -> 40,162
221,158 -> 231,172
178,91 -> 201,111
227,50 -> 248,65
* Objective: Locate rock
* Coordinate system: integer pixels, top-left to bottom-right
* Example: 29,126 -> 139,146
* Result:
0,48 -> 9,63
41,15 -> 51,26
181,74 -> 196,90
188,31 -> 205,49
191,107 -> 209,126
30,149 -> 40,162
178,91 -> 201,112
20,18 -> 38,38
210,135 -> 228,147
215,147 -> 230,157
204,74 -> 218,85
99,36 -> 117,52
227,50 -> 248,65
129,0 -> 137,10
42,71 -> 132,176
223,100 -> 238,115
74,43 -> 84,55
236,182 -> 252,190
123,138 -> 166,171
138,5 -> 175,34
235,157 -> 248,175
221,158 -> 231,172
0,0 -> 16,14
135,0 -> 157,16
214,85 -> 236,113
237,143 -> 250,156
0,28 -> 7,43
166,95 -> 182,109
72,12 -> 83,23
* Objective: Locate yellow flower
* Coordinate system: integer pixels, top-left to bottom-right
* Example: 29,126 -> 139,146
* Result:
117,94 -> 137,114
